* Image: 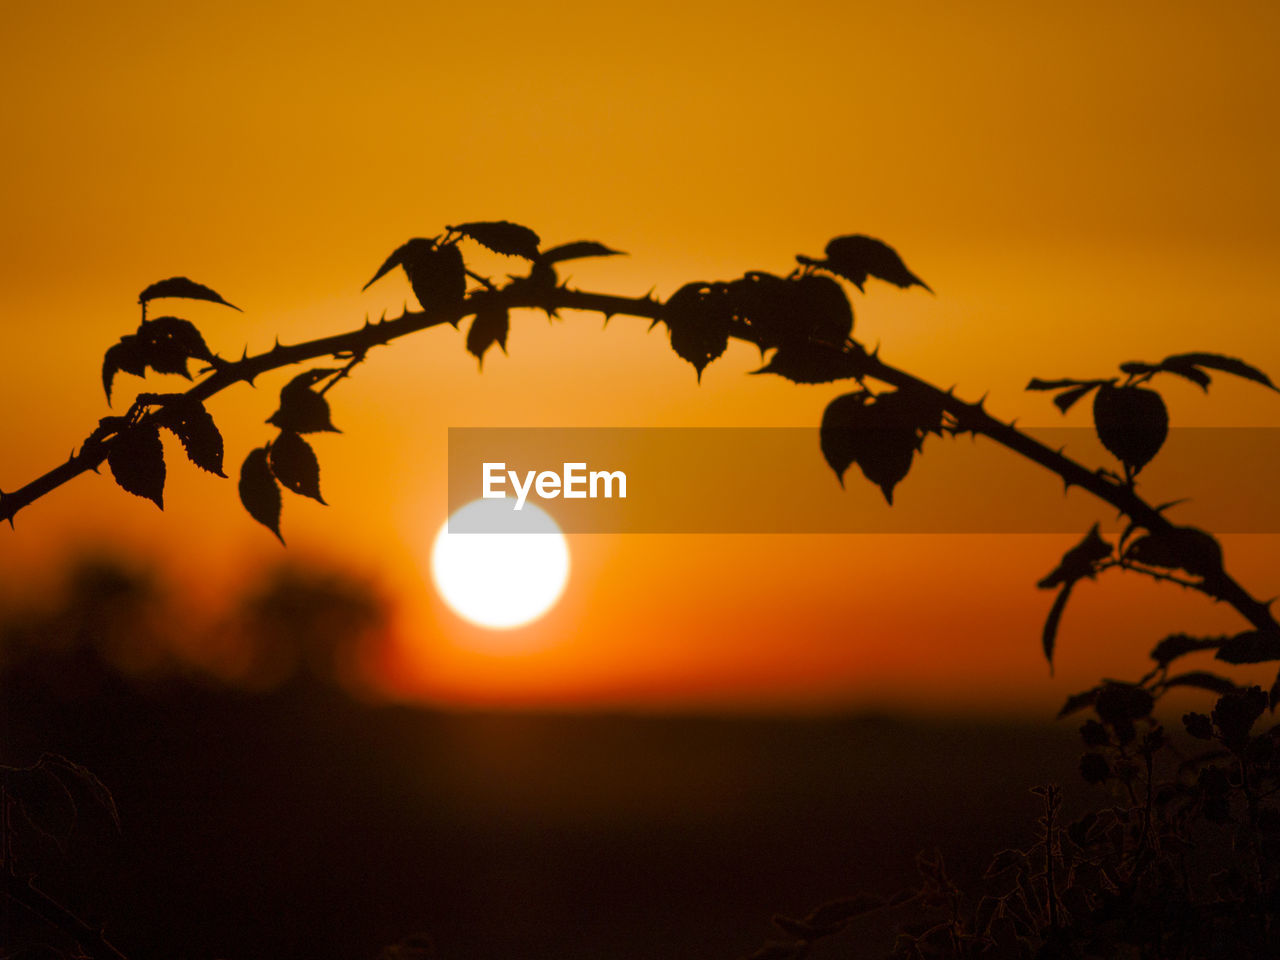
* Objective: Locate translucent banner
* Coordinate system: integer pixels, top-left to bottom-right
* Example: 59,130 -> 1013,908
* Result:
446,427 -> 1280,534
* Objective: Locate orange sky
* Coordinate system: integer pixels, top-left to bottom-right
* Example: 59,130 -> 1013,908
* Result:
3,1 -> 1280,713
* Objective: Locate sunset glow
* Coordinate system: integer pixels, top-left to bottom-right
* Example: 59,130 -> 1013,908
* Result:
2,2 -> 1278,713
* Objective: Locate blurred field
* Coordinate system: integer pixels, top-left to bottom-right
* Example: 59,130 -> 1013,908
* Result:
3,660 -> 1084,960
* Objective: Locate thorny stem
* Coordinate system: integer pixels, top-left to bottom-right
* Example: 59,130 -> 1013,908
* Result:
1,871 -> 129,959
2,281 -> 1278,666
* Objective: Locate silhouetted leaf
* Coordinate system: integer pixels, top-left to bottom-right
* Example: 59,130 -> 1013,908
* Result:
663,282 -> 733,380
448,220 -> 541,260
1037,524 -> 1112,589
753,345 -> 855,384
1042,582 -> 1073,670
140,315 -> 215,365
1163,352 -> 1278,392
791,273 -> 854,344
1094,683 -> 1154,725
466,305 -> 510,368
1126,526 -> 1222,577
725,272 -> 792,351
1053,383 -> 1098,413
102,336 -> 148,403
1027,377 -> 1091,391
1093,384 -> 1168,473
362,237 -> 431,290
798,234 -> 931,293
821,390 -> 941,502
362,238 -> 467,317
821,392 -> 872,483
1163,671 -> 1238,695
239,447 -> 283,542
155,395 -> 225,476
538,241 -> 625,264
1149,358 -> 1212,391
269,430 -> 325,504
1058,686 -> 1100,718
117,315 -> 217,382
1150,633 -> 1225,667
1216,631 -> 1280,665
138,276 -> 240,311
267,369 -> 341,434
107,423 -> 165,509
408,242 -> 467,317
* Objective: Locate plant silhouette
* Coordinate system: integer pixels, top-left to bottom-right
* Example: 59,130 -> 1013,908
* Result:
5,222 -> 1280,958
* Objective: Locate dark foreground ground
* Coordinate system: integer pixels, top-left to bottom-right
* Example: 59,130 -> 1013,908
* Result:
2,661 -> 1084,960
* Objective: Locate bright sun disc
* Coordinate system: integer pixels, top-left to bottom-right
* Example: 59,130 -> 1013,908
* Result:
431,498 -> 570,630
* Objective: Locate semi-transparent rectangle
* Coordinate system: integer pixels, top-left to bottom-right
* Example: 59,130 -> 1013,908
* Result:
446,427 -> 1280,533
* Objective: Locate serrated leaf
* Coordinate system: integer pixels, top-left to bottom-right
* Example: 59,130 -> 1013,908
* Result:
1154,358 -> 1212,391
1163,671 -> 1238,695
1215,631 -> 1280,665
102,336 -> 148,403
663,282 -> 732,380
1042,582 -> 1073,670
1037,524 -> 1112,589
140,316 -> 216,364
107,423 -> 165,508
269,430 -> 325,503
1093,384 -> 1168,473
791,273 -> 855,344
155,395 -> 225,476
725,272 -> 793,350
1150,633 -> 1225,667
538,240 -> 625,264
267,369 -> 341,433
818,390 -> 925,503
406,242 -> 467,317
138,276 -> 240,311
466,305 -> 510,368
1053,383 -> 1098,413
1163,352 -> 1278,392
803,234 -> 931,293
1126,526 -> 1222,577
362,237 -> 433,291
448,220 -> 541,260
239,447 -> 283,542
752,345 -> 855,384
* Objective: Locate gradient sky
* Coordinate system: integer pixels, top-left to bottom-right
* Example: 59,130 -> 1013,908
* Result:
3,1 -> 1279,713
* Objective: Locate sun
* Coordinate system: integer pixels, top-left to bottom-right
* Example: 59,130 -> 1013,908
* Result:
430,498 -> 570,630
